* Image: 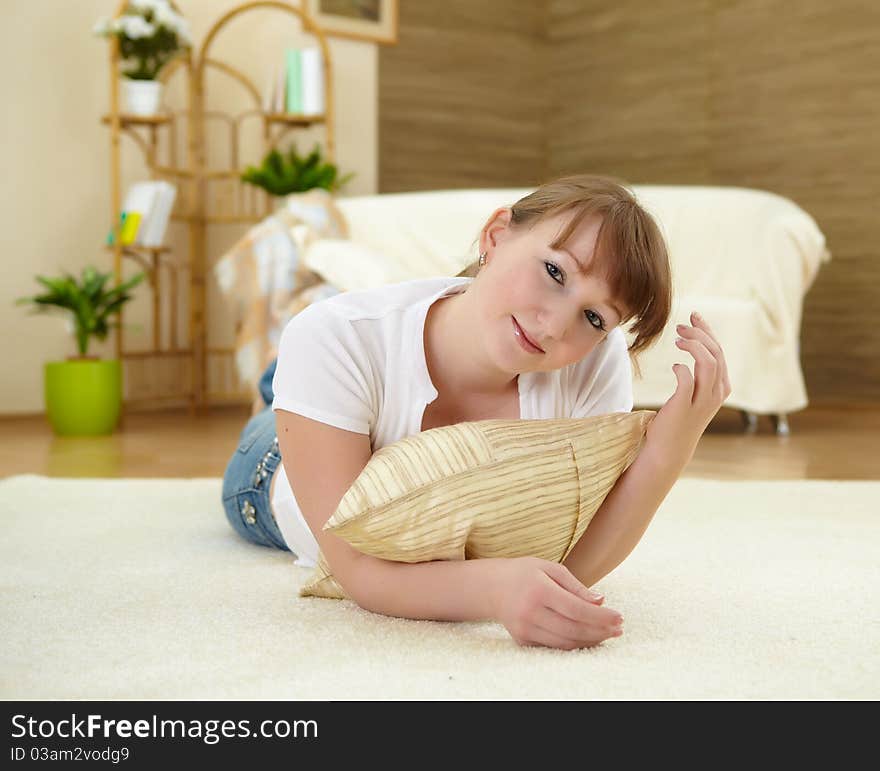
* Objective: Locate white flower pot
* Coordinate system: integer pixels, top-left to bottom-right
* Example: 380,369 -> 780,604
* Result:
123,79 -> 163,116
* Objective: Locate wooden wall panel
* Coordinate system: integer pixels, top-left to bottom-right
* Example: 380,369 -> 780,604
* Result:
378,1 -> 547,191
379,0 -> 880,403
547,0 -> 713,184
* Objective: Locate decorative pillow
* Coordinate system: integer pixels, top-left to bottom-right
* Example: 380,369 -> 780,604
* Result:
300,410 -> 656,600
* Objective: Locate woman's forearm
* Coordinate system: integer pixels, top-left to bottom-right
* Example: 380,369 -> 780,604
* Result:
561,439 -> 693,588
350,437 -> 692,618
352,554 -> 502,622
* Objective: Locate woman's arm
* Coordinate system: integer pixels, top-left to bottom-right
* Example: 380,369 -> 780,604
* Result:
351,554 -> 500,621
561,437 -> 690,587
351,551 -> 622,650
276,409 -> 504,619
563,311 -> 732,587
279,391 -> 622,648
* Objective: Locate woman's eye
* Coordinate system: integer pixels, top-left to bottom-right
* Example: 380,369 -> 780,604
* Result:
544,261 -> 605,331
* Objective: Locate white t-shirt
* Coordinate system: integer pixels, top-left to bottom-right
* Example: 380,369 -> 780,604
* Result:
271,276 -> 634,568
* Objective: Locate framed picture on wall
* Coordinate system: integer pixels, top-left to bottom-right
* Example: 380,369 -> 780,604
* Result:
306,1 -> 399,45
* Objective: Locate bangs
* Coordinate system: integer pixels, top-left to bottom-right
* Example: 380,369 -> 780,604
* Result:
546,202 -> 639,323
546,199 -> 671,370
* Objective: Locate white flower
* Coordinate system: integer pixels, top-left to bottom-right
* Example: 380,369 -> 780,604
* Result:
153,3 -> 178,29
153,4 -> 191,45
129,0 -> 170,13
119,15 -> 156,40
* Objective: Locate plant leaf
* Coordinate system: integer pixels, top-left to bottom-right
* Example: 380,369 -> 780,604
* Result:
16,266 -> 145,357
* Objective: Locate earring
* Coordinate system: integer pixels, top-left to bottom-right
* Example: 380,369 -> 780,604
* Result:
478,251 -> 486,266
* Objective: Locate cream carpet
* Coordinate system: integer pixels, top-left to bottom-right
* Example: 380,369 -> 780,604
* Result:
1,473 -> 877,700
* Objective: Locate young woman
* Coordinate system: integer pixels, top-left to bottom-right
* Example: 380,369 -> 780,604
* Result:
221,174 -> 731,651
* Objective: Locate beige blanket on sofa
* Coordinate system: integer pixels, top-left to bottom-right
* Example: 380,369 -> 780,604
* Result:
308,186 -> 831,415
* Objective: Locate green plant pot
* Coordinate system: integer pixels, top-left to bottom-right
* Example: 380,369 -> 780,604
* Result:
44,358 -> 122,436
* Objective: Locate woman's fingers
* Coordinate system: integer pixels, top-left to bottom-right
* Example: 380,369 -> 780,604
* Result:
545,562 -> 605,605
543,566 -> 623,624
520,624 -> 587,651
532,605 -> 622,650
691,311 -> 730,399
527,567 -> 625,649
675,314 -> 730,403
546,584 -> 622,629
674,335 -> 717,405
684,312 -> 731,396
672,361 -> 695,402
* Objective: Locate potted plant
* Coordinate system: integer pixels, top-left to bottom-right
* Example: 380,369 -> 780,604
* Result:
241,141 -> 355,198
14,266 -> 146,436
93,0 -> 192,116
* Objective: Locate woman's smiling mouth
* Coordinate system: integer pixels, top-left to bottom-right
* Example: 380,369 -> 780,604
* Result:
512,317 -> 544,354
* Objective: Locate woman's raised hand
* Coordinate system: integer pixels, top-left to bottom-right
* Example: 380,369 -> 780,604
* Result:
489,557 -> 624,650
646,311 -> 732,461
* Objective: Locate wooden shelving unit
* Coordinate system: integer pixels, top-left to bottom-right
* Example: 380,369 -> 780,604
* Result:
103,0 -> 335,417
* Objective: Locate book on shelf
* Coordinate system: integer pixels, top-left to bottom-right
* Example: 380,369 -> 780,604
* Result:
300,47 -> 324,115
285,48 -> 303,113
106,181 -> 177,248
142,181 -> 176,247
265,45 -> 324,116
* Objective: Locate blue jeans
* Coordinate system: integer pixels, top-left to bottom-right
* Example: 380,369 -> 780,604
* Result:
221,358 -> 289,551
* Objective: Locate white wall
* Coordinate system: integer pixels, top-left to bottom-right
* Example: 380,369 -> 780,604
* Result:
1,0 -> 377,414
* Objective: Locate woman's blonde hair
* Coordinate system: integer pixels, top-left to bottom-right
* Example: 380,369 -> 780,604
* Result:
456,174 -> 672,378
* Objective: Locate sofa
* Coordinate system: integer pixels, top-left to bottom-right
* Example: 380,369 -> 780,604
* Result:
299,186 -> 830,435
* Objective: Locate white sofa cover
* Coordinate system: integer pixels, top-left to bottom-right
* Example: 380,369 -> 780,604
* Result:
302,186 -> 831,422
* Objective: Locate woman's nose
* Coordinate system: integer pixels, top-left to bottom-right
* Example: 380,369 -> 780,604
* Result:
538,307 -> 575,343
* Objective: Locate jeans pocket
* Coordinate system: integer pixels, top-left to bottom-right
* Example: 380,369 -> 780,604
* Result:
237,404 -> 276,454
237,427 -> 261,454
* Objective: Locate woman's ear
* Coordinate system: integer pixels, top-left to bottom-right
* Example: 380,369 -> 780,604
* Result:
479,207 -> 514,256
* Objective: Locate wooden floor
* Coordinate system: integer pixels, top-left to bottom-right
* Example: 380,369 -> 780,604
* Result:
0,403 -> 877,480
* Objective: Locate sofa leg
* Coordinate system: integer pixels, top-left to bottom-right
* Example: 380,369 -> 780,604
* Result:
740,410 -> 759,434
771,413 -> 791,437
737,411 -> 791,435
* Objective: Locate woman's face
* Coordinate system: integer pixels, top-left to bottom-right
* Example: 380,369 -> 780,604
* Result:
475,208 -> 623,374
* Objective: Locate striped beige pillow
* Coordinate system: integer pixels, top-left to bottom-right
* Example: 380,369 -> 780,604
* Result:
300,410 -> 656,600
